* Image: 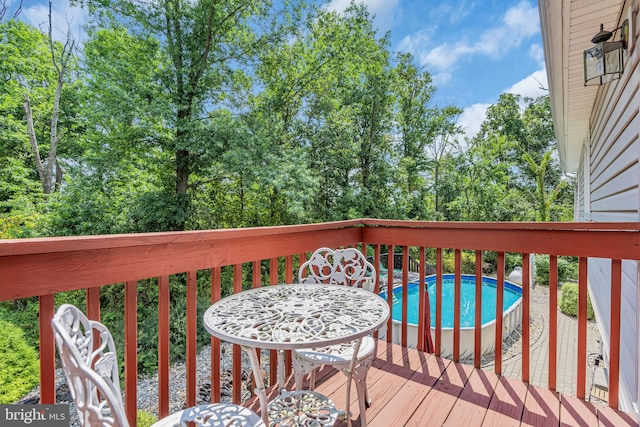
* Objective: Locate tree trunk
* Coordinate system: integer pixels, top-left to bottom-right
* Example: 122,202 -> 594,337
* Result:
23,92 -> 49,194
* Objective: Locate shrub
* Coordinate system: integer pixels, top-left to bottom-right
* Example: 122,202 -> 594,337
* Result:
441,250 -> 476,274
137,410 -> 157,427
559,282 -> 595,320
0,320 -> 40,403
534,255 -> 578,286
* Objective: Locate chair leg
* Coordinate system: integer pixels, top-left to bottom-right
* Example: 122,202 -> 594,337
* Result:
292,353 -> 318,391
309,368 -> 317,391
348,358 -> 374,426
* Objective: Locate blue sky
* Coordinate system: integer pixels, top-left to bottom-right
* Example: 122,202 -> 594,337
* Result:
326,0 -> 549,138
18,0 -> 548,140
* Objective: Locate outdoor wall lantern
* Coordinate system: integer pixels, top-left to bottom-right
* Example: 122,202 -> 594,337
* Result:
584,19 -> 629,86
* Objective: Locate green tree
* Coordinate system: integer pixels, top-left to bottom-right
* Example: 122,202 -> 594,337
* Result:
453,94 -> 571,222
0,17 -> 80,236
78,0 -> 272,230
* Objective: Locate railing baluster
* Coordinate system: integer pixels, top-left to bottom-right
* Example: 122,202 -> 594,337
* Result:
39,294 -> 56,404
232,264 -> 242,404
285,255 -> 293,284
521,253 -> 530,384
401,246 -> 409,348
158,275 -> 170,418
386,245 -> 394,343
298,252 -> 306,276
474,250 -> 482,368
86,287 -> 102,374
435,248 -> 443,357
186,271 -> 197,408
124,280 -> 138,426
251,260 -> 262,396
86,287 -> 100,321
211,267 -> 222,402
252,260 -> 261,289
549,255 -> 558,391
374,245 -> 381,294
453,249 -> 461,362
610,259 -> 621,408
495,252 -> 504,375
577,257 -> 588,399
417,246 -> 426,352
283,255 -> 293,376
269,258 -> 279,386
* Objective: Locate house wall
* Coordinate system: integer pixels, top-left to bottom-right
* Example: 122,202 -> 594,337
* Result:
578,2 -> 640,414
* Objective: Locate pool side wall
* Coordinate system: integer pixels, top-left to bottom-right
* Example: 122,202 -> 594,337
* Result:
378,274 -> 523,359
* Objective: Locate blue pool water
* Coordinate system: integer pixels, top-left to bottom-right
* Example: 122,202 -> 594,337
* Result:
381,274 -> 522,328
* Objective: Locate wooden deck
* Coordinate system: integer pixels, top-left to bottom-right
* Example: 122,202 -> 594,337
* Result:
247,341 -> 638,426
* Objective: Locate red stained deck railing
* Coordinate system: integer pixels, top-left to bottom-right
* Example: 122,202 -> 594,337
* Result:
1,219 -> 639,425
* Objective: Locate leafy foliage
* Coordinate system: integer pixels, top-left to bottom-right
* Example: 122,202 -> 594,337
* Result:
559,282 -> 595,319
137,411 -> 157,427
0,319 -> 39,403
534,255 -> 579,286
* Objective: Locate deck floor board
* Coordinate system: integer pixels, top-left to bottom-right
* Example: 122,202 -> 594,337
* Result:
244,342 -> 637,427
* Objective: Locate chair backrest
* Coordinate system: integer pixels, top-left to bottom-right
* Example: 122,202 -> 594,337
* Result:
298,247 -> 376,290
51,304 -> 129,427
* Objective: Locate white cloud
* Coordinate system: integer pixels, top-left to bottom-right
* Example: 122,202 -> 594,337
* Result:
454,69 -> 548,142
23,2 -> 88,43
328,0 -> 401,15
457,103 -> 491,141
528,43 -> 545,66
397,30 -> 432,55
326,0 -> 353,12
504,68 -> 548,99
414,1 -> 539,83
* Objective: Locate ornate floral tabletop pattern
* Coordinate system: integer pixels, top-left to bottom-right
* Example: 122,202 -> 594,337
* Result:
203,284 -> 389,350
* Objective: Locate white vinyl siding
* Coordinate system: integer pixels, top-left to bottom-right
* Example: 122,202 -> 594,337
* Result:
578,3 -> 640,414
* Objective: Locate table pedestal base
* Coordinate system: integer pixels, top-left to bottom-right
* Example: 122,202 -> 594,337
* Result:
268,390 -> 340,427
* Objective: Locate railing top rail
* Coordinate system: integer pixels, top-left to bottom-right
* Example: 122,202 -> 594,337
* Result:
362,219 -> 640,231
0,219 -> 365,257
2,219 -> 639,301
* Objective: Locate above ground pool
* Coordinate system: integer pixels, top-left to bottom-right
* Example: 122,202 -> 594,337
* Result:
378,274 -> 523,358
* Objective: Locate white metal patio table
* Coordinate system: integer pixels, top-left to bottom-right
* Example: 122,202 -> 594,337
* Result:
203,283 -> 389,426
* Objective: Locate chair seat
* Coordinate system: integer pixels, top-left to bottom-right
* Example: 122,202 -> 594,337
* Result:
152,403 -> 265,427
294,335 -> 375,366
268,390 -> 340,426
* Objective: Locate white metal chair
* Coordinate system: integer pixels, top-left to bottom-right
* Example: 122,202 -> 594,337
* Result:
51,304 -> 264,427
293,247 -> 377,421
